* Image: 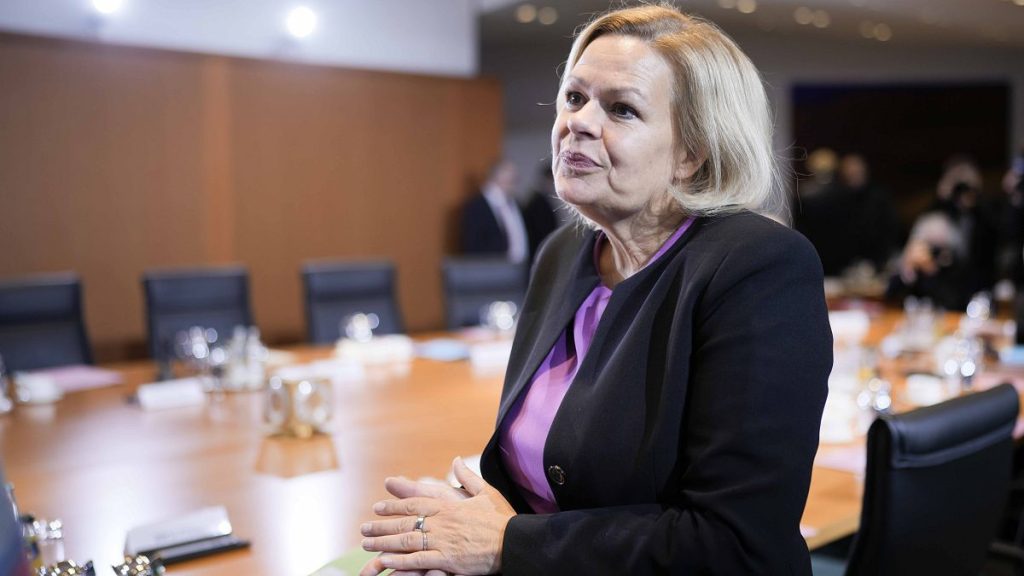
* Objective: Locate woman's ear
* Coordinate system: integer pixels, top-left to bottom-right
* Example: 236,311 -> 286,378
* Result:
674,147 -> 705,183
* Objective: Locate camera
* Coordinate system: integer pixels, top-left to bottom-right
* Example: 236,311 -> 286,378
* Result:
929,244 -> 954,268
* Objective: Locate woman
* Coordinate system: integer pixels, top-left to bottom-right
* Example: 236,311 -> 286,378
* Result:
361,5 -> 831,574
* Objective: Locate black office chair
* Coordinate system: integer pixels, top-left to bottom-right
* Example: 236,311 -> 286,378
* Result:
301,260 -> 404,344
142,266 -> 253,361
840,383 -> 1019,576
0,273 -> 93,372
441,257 -> 527,330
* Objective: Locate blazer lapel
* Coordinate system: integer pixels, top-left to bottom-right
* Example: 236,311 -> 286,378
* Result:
481,218 -> 705,511
480,233 -> 599,513
494,237 -> 600,426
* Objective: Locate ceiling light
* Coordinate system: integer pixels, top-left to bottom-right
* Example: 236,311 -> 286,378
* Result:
717,0 -> 737,9
516,4 -> 537,23
286,6 -> 316,39
812,10 -> 830,28
794,7 -> 814,25
873,22 -> 892,41
91,0 -> 123,15
737,0 -> 757,15
1015,0 -> 1024,6
859,20 -> 875,38
538,7 -> 558,25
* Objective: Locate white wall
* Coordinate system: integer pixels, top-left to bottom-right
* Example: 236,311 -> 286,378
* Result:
0,0 -> 479,77
482,38 -> 569,194
483,33 -> 1024,192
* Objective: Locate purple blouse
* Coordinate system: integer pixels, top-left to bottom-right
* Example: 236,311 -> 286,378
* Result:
497,217 -> 696,513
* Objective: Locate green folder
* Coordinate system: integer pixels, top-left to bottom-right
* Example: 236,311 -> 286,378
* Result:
309,547 -> 390,576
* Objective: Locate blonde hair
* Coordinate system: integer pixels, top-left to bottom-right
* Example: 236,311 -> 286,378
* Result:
562,4 -> 783,219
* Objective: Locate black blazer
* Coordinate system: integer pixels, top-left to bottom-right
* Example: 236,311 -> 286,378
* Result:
480,211 -> 833,575
461,193 -> 509,255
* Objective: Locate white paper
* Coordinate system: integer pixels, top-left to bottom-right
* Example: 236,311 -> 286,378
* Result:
335,335 -> 415,364
469,341 -> 512,373
828,310 -> 870,345
275,358 -> 365,386
136,378 -> 206,411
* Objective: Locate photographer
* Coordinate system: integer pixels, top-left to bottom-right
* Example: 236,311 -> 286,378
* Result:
889,156 -> 1000,309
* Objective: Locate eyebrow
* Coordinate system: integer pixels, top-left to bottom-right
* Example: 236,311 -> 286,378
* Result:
563,76 -> 650,104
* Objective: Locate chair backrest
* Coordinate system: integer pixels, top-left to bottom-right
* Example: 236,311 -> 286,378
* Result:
0,273 -> 92,372
846,383 -> 1019,576
302,260 -> 403,344
442,257 -> 526,330
142,266 -> 253,361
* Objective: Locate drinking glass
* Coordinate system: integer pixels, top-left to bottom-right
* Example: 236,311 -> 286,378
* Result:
341,313 -> 379,343
480,301 -> 518,334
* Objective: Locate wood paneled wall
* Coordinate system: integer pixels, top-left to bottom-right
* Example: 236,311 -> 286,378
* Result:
0,33 -> 502,361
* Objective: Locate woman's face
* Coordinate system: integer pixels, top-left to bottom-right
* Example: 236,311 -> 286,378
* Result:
551,34 -> 696,227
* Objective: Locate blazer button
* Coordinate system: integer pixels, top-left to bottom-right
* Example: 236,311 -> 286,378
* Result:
547,465 -> 566,486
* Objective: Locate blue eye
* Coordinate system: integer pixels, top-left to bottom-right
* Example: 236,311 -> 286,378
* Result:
610,103 -> 638,119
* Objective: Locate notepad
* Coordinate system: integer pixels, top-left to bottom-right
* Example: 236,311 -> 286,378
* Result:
309,547 -> 385,576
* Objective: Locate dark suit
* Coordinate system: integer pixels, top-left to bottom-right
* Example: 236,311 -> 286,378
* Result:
480,211 -> 833,575
461,194 -> 510,255
521,192 -> 560,263
794,182 -> 898,275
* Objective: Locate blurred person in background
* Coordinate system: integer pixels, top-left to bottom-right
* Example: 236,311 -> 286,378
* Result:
460,160 -> 530,264
793,148 -> 838,271
801,147 -> 838,199
1004,151 -> 1024,202
888,155 -> 1000,309
795,151 -> 897,276
834,153 -> 898,273
997,150 -> 1024,288
360,5 -> 831,575
520,164 -> 561,266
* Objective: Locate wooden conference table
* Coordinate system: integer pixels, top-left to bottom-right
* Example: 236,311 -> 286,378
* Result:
1,345 -> 505,575
0,317 -> 1016,574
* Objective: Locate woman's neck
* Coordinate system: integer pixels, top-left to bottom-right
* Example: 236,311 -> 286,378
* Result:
597,210 -> 686,288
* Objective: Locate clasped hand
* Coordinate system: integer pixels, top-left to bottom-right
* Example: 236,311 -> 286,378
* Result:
359,457 -> 516,576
